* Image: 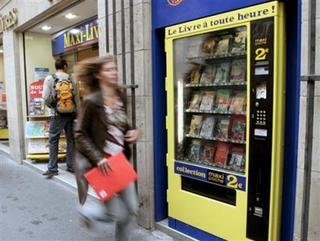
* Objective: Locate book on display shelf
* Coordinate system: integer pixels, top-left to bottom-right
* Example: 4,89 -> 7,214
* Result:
215,117 -> 230,140
25,121 -> 50,138
188,115 -> 203,136
189,140 -> 202,162
27,138 -> 66,154
215,89 -> 231,112
230,116 -> 246,141
214,62 -> 231,84
189,93 -> 203,110
201,35 -> 219,56
215,35 -> 232,56
229,91 -> 246,113
189,66 -> 202,84
199,116 -> 215,139
228,146 -> 245,172
214,143 -> 229,167
199,91 -> 215,111
200,144 -> 215,163
187,38 -> 203,59
230,59 -> 246,84
231,30 -> 247,54
200,65 -> 216,85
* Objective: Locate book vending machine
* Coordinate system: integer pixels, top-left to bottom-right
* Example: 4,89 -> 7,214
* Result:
165,2 -> 285,241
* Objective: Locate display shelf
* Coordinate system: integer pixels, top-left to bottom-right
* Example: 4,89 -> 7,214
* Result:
186,109 -> 246,116
26,135 -> 65,139
187,52 -> 246,63
185,82 -> 246,88
186,134 -> 246,144
180,159 -> 245,176
28,115 -> 51,118
27,153 -> 66,160
0,128 -> 9,139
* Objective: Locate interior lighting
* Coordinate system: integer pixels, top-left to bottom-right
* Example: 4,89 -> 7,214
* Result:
65,13 -> 79,19
70,28 -> 81,34
41,25 -> 52,31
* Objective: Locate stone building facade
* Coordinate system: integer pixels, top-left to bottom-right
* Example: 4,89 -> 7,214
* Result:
295,0 -> 320,240
0,0 -> 154,229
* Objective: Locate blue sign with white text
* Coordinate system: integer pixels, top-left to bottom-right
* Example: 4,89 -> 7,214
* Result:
153,0 -> 269,28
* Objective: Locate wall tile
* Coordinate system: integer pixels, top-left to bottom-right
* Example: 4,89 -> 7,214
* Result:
311,96 -> 320,172
308,171 -> 320,240
294,168 -> 305,241
301,21 -> 310,76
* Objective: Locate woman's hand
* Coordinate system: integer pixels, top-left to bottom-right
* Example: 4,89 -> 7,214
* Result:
97,158 -> 112,176
124,129 -> 140,143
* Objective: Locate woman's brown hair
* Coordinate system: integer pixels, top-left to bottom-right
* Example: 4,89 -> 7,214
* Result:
74,54 -> 117,93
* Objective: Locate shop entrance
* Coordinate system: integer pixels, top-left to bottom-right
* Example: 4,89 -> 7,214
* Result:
0,39 -> 9,146
22,0 -> 98,161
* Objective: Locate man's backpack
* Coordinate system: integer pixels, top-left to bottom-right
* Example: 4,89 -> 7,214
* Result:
52,74 -> 76,114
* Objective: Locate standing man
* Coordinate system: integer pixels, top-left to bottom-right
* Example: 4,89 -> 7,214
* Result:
42,59 -> 79,177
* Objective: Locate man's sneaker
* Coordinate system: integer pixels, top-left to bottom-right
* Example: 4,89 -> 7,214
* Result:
42,170 -> 58,178
66,167 -> 74,173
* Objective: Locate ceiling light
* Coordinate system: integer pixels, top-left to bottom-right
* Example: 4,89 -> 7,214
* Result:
65,13 -> 78,19
69,28 -> 80,34
41,25 -> 52,31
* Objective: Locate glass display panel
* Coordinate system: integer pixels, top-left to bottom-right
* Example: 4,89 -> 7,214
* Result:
174,26 -> 247,175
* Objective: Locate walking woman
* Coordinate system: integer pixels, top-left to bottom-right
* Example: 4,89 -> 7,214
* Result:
74,55 -> 139,241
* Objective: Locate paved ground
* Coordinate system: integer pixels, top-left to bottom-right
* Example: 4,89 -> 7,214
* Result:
0,153 -> 172,241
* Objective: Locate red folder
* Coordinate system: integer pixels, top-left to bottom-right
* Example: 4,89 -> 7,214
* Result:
84,152 -> 137,202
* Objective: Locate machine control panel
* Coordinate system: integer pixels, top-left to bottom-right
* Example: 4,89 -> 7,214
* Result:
247,19 -> 274,241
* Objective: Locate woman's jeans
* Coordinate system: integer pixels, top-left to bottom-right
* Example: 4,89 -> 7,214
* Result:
80,183 -> 138,241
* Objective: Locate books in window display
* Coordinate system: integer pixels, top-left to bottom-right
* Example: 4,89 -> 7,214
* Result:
200,144 -> 215,164
214,117 -> 230,141
27,138 -> 66,154
231,29 -> 247,54
199,117 -> 215,139
230,116 -> 246,142
200,65 -> 216,85
214,62 -> 231,84
186,65 -> 202,85
25,121 -> 50,138
188,115 -> 203,137
214,35 -> 233,56
199,91 -> 215,112
228,146 -> 245,172
230,59 -> 246,84
215,89 -> 231,113
188,93 -> 203,110
214,143 -> 229,167
201,35 -> 219,57
188,140 -> 202,163
229,91 -> 246,114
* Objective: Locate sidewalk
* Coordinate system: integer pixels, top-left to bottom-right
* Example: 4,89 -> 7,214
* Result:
0,153 -> 173,241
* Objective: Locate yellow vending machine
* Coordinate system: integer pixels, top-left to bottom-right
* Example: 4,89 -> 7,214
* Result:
165,2 -> 285,240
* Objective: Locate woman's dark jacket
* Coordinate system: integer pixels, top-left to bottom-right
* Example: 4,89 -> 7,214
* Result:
74,90 -> 131,205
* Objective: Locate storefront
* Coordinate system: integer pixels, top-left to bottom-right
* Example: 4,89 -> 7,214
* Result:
152,0 -> 301,240
0,38 -> 9,145
0,0 -> 99,161
23,9 -> 98,160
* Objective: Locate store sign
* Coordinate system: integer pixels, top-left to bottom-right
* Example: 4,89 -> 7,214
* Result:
63,20 -> 99,50
0,8 -> 18,33
175,161 -> 246,191
52,18 -> 98,55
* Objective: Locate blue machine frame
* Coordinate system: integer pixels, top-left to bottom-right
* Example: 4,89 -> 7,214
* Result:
152,1 -> 301,240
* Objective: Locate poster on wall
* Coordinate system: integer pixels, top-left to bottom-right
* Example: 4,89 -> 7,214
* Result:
29,80 -> 51,116
34,67 -> 49,81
